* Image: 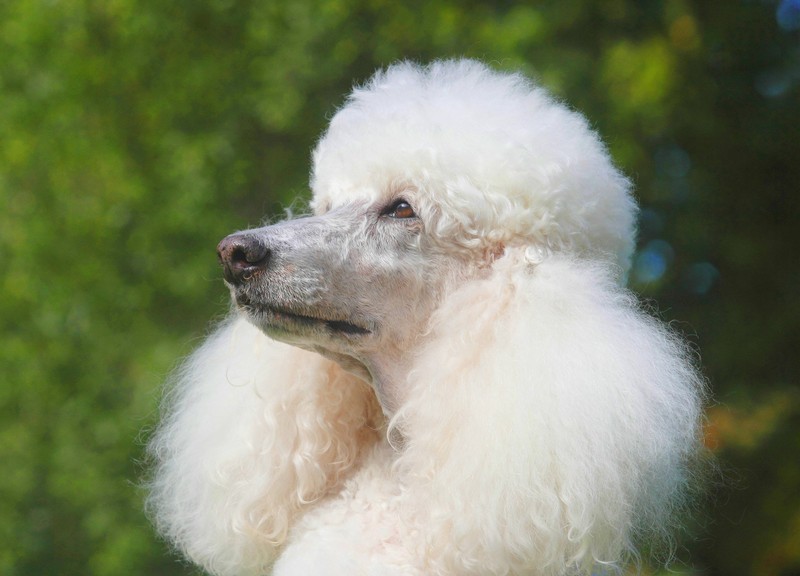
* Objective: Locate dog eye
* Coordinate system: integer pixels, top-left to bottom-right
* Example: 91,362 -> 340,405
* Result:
382,199 -> 416,219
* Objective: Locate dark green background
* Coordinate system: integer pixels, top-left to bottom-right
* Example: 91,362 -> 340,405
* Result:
2,0 -> 798,574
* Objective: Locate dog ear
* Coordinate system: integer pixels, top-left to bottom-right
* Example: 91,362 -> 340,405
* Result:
148,316 -> 380,576
393,250 -> 705,575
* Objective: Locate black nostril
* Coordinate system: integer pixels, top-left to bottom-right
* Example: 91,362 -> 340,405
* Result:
230,243 -> 268,266
216,234 -> 270,284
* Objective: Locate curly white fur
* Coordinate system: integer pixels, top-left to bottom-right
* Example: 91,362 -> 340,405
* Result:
148,60 -> 705,576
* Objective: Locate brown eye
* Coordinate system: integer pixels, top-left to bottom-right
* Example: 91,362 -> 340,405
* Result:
383,199 -> 416,219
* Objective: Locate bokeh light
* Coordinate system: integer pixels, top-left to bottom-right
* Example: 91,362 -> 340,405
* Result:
632,239 -> 675,284
682,261 -> 719,296
777,0 -> 800,31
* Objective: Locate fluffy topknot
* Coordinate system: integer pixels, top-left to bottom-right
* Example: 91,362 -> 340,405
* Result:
312,59 -> 637,277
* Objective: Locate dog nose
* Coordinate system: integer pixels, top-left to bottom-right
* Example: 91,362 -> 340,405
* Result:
217,234 -> 270,285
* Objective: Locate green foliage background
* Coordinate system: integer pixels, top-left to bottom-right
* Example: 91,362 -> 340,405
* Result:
1,0 -> 798,574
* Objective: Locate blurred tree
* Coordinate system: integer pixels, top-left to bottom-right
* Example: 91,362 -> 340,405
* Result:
0,0 -> 797,574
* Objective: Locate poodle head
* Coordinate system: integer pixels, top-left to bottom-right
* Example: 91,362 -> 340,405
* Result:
219,60 -> 638,413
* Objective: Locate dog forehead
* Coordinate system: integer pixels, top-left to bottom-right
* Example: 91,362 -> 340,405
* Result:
309,180 -> 407,215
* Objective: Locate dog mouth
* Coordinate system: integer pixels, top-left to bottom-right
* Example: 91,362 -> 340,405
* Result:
236,294 -> 371,337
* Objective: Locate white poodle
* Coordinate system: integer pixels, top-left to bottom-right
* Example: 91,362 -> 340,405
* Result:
148,60 -> 705,576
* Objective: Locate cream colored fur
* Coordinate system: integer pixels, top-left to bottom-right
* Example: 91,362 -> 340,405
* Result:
148,60 -> 705,576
